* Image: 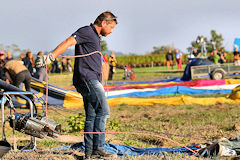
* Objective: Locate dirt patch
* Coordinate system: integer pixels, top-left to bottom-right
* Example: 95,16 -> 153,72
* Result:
2,150 -> 82,160
56,135 -> 84,143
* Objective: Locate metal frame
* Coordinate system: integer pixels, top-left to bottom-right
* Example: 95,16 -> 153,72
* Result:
191,63 -> 240,80
1,91 -> 36,151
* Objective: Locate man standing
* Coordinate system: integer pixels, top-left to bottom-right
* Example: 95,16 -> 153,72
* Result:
5,51 -> 14,62
108,51 -> 117,80
43,11 -> 117,159
175,49 -> 183,70
34,51 -> 48,82
166,50 -> 174,70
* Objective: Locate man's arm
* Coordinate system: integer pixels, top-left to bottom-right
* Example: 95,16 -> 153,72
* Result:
51,36 -> 77,58
44,36 -> 77,65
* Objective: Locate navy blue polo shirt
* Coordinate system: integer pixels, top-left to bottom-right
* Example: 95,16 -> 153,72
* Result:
72,24 -> 101,86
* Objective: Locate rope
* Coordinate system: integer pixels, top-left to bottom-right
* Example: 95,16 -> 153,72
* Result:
43,51 -> 197,156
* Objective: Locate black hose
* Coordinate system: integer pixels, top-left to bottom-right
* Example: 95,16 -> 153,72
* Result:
0,79 -> 23,92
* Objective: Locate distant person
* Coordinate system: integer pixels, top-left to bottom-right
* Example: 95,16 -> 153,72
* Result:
212,49 -> 220,64
166,50 -> 174,70
209,51 -> 214,61
34,51 -> 48,82
0,51 -> 8,82
19,53 -> 25,61
1,60 -> 32,92
192,48 -> 201,58
51,58 -> 61,73
103,53 -> 108,62
66,54 -> 72,72
5,51 -> 14,62
108,51 -> 117,80
175,49 -> 183,70
61,57 -> 66,72
218,49 -> 226,64
233,46 -> 240,66
123,65 -> 135,80
0,51 -> 5,61
23,51 -> 34,76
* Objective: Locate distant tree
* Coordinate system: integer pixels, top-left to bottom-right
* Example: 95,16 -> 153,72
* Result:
11,44 -> 21,53
189,30 -> 224,53
100,40 -> 108,52
151,44 -> 175,55
0,43 -> 31,57
207,30 -> 224,52
129,53 -> 137,56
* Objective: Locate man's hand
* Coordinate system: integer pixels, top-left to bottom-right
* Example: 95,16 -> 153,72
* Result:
44,53 -> 55,65
36,53 -> 55,67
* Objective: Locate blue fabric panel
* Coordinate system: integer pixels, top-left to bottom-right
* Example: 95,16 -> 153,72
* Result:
107,86 -> 232,98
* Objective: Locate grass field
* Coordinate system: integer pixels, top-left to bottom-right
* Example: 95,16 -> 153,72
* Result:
2,66 -> 240,159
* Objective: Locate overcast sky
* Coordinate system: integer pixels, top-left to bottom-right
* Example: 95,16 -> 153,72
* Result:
1,0 -> 240,55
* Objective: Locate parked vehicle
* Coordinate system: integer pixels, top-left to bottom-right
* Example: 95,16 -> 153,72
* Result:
191,63 -> 240,80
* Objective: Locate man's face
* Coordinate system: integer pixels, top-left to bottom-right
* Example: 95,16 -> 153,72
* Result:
20,54 -> 24,59
100,21 -> 117,37
28,52 -> 33,58
7,52 -> 11,57
0,54 -> 5,60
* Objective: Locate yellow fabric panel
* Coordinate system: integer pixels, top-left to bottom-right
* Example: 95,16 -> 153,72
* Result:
31,80 -> 46,88
62,95 -> 240,109
107,96 -> 183,106
229,85 -> 240,100
107,95 -> 240,107
225,79 -> 240,84
63,91 -> 83,109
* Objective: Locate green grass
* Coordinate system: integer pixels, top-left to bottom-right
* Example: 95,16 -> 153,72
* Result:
131,65 -> 186,72
2,66 -> 240,159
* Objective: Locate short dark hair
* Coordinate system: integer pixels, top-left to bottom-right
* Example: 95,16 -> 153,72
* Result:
26,51 -> 32,57
94,11 -> 118,25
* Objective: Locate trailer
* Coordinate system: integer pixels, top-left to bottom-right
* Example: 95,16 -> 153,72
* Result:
191,63 -> 240,80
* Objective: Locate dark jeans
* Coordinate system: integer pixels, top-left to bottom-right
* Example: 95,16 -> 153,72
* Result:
13,70 -> 32,92
75,80 -> 110,154
108,66 -> 114,80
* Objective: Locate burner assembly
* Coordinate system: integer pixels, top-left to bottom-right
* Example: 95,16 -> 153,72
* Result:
0,80 -> 61,157
9,112 -> 61,139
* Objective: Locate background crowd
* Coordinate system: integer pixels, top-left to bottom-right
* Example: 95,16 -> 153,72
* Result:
0,50 -> 73,92
0,48 -> 239,92
165,48 -> 233,70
